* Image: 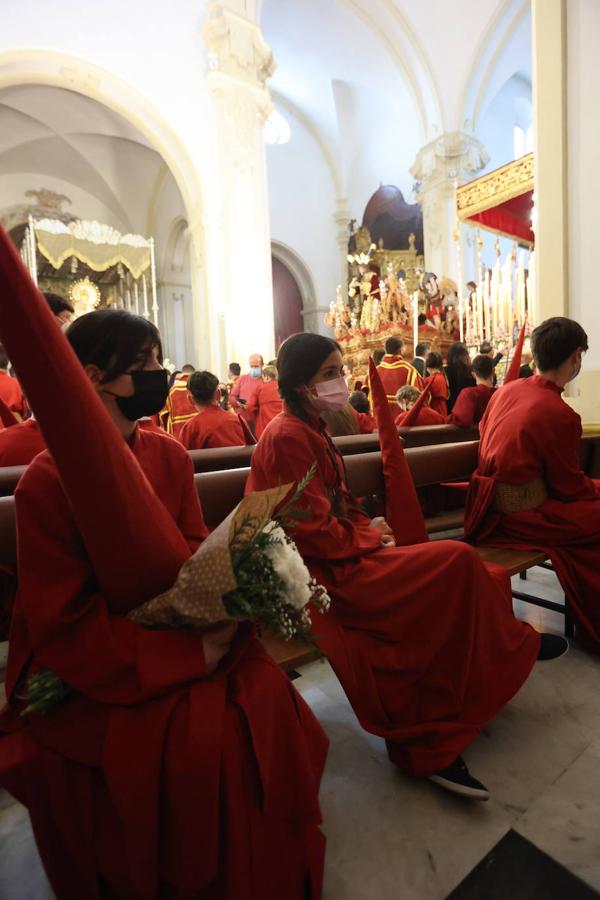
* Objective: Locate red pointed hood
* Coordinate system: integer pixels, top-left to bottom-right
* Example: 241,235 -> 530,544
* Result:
0,227 -> 190,611
368,358 -> 428,545
504,320 -> 527,384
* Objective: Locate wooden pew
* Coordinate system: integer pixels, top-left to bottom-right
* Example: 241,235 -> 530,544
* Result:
0,425 -> 480,495
1,436 -> 598,670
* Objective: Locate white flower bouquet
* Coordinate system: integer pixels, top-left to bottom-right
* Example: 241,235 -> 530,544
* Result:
22,467 -> 330,716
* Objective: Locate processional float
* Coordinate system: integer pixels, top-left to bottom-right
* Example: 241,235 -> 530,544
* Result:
21,215 -> 159,324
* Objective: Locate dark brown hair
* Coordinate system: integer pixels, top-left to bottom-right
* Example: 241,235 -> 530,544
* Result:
471,354 -> 495,379
384,336 -> 403,355
531,317 -> 588,371
66,309 -> 162,383
188,370 -> 219,404
277,332 -> 340,421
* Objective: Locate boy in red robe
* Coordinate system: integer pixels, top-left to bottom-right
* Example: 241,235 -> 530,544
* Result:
465,316 -> 600,652
248,333 -> 565,803
246,364 -> 283,438
0,417 -> 46,465
394,385 -> 445,427
374,336 -> 423,407
424,351 -> 449,417
0,234 -> 328,900
449,354 -> 496,428
179,370 -> 246,450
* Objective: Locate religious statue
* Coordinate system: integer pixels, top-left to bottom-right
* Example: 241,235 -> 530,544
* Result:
421,272 -> 445,328
382,265 -> 410,324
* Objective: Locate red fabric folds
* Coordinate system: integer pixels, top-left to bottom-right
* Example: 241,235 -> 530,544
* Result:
238,413 -> 257,445
368,358 -> 428,545
504,320 -> 527,384
0,396 -> 18,428
0,227 -> 190,611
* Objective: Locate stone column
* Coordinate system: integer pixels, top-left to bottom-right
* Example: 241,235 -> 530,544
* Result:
410,132 -> 488,280
202,1 -> 276,366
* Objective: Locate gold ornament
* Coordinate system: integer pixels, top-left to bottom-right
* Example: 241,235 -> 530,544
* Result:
69,277 -> 101,318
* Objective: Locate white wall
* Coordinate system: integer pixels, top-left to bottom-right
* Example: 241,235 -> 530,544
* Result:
267,108 -> 338,334
568,0 -> 600,370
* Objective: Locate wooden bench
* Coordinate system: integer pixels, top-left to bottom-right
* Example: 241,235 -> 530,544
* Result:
0,436 -> 590,669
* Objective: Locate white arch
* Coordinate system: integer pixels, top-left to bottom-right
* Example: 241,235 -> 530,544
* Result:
0,47 -> 210,363
460,0 -> 530,132
270,240 -> 316,321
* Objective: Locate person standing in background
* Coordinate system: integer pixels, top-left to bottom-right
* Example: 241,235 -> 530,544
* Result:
229,353 -> 264,429
246,364 -> 283,438
411,342 -> 430,377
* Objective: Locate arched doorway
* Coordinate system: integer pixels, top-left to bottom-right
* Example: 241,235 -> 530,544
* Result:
272,254 -> 303,347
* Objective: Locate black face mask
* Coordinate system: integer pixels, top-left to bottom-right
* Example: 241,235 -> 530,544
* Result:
106,369 -> 169,422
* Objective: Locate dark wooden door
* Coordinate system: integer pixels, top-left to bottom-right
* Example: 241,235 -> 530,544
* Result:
272,255 -> 304,348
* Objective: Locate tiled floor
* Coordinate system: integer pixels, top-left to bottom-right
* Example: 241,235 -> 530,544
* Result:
1,567 -> 600,900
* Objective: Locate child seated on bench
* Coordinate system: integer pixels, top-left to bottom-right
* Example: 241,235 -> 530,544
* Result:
248,332 -> 564,803
466,316 -> 600,654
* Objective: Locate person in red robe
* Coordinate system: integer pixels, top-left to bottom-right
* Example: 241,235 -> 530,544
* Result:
179,370 -> 246,450
0,345 -> 26,420
0,308 -> 327,899
163,370 -> 197,438
348,390 -> 377,432
465,316 -> 600,654
247,333 -> 565,802
229,354 -> 264,427
394,385 -> 445,427
424,351 -> 449,417
246,365 -> 283,438
448,354 -> 496,428
0,417 -> 46,465
374,336 -> 423,408
43,291 -> 75,328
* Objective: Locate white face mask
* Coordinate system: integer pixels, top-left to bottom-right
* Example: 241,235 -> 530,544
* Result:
308,376 -> 349,412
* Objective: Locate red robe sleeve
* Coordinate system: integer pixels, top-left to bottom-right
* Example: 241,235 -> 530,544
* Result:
542,411 -> 599,502
355,411 -> 376,433
249,426 -> 381,560
448,388 -> 477,428
229,378 -> 242,411
14,463 -> 210,705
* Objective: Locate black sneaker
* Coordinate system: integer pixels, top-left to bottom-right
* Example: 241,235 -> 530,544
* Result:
537,633 -> 569,661
428,757 -> 490,801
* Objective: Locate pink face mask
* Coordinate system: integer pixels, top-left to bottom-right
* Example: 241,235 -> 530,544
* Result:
308,376 -> 349,412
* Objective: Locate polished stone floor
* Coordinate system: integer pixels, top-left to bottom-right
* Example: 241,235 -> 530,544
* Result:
1,567 -> 600,900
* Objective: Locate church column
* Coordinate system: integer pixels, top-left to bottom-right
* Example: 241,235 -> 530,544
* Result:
202,2 -> 276,366
410,132 -> 488,282
532,0 -> 568,321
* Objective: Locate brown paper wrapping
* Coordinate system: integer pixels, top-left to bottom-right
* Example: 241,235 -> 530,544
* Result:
127,482 -> 293,628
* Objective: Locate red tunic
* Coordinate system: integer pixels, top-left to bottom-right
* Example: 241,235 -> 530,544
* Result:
0,370 -> 26,419
229,373 -> 262,424
0,417 -> 46,465
0,427 -> 327,899
465,376 -> 600,653
449,384 -> 495,428
179,405 -> 246,450
164,376 -> 196,438
247,407 -> 539,777
355,410 -> 376,433
395,406 -> 445,427
375,355 -> 423,406
426,371 -> 449,417
246,379 -> 283,438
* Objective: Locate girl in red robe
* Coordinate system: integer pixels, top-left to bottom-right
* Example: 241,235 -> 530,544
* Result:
0,310 -> 327,899
424,351 -> 449,417
247,333 -> 554,801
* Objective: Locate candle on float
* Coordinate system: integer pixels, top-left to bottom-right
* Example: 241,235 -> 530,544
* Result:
484,271 -> 491,340
476,281 -> 484,341
412,290 -> 419,354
